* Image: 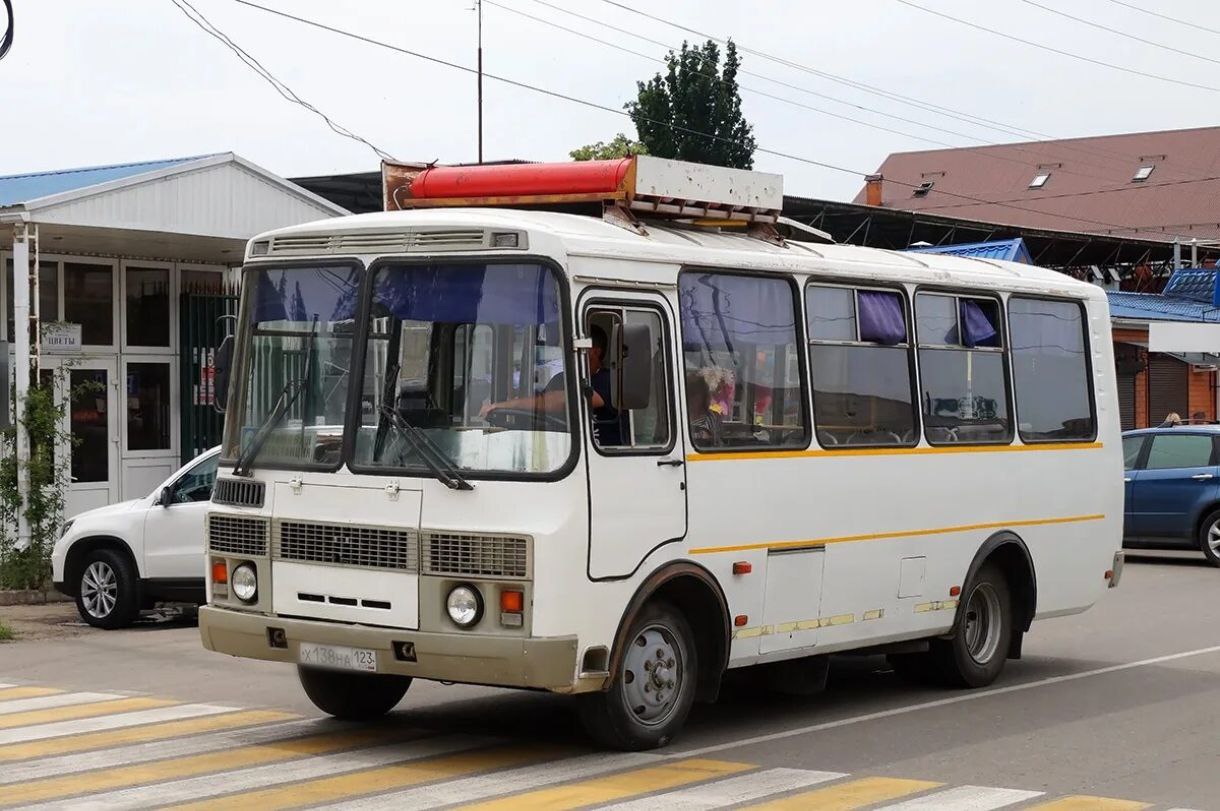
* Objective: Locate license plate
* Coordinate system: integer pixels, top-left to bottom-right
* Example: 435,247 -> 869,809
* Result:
298,642 -> 378,672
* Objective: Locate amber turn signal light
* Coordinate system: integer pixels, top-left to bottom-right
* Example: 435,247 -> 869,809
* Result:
211,559 -> 228,585
732,561 -> 752,575
500,589 -> 524,613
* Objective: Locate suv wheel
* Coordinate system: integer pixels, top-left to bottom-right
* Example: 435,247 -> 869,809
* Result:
75,549 -> 140,629
1198,510 -> 1220,567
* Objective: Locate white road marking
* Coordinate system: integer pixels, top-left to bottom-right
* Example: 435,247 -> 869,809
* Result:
27,735 -> 492,811
875,785 -> 1044,810
0,704 -> 235,745
319,751 -> 664,810
0,692 -> 122,715
0,684 -> 15,690
2,719 -> 322,783
674,644 -> 1220,758
602,767 -> 846,810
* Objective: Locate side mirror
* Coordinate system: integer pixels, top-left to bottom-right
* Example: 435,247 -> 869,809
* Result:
213,335 -> 234,414
158,486 -> 174,507
618,322 -> 654,410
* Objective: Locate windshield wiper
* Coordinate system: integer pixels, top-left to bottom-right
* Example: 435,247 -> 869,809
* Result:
378,404 -> 473,491
234,317 -> 318,477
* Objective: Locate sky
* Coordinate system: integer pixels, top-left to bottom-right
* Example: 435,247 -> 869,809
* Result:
3,0 -> 1220,202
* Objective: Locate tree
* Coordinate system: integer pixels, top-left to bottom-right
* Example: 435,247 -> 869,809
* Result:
625,39 -> 756,169
570,133 -> 648,161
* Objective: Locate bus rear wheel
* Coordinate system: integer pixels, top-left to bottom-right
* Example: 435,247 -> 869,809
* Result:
930,563 -> 1013,688
297,666 -> 412,720
578,600 -> 697,751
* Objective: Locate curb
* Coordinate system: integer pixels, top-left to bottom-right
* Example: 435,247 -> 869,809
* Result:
0,589 -> 70,607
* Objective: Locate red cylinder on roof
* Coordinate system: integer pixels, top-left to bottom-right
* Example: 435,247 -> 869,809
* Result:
408,159 -> 633,200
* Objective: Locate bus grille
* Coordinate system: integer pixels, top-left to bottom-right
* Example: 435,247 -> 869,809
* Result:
208,515 -> 269,557
422,532 -> 530,579
274,521 -> 419,572
211,478 -> 265,508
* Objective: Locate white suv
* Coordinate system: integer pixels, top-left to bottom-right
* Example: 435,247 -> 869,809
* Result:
52,447 -> 220,629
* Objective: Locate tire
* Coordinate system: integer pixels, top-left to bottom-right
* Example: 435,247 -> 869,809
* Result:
1197,510 -> 1220,567
928,562 -> 1013,688
297,666 -> 412,720
74,548 -> 140,629
578,600 -> 697,751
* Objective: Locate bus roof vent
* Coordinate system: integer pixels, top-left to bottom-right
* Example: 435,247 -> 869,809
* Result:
267,229 -> 498,256
382,155 -> 785,233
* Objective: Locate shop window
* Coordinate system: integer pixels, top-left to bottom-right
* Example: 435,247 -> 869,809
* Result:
1009,297 -> 1095,441
807,285 -> 917,447
915,292 -> 1011,444
70,368 -> 110,483
126,362 -> 172,451
5,260 -> 58,343
679,271 -> 807,450
126,265 -> 170,347
64,262 -> 113,345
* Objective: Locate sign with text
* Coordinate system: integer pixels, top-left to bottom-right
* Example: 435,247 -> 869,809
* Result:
41,322 -> 82,351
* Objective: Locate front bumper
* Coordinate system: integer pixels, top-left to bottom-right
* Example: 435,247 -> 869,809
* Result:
199,605 -> 581,691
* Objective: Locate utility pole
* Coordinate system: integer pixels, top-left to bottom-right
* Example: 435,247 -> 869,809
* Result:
477,0 -> 483,164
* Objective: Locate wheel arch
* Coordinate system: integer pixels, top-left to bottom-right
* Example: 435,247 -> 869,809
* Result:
63,536 -> 141,598
606,561 -> 730,703
954,531 -> 1037,652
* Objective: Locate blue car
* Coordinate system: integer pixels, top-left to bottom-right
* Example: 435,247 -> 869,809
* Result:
1123,425 -> 1220,567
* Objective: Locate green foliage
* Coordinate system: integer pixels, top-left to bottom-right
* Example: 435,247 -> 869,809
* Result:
0,619 -> 12,642
570,133 -> 648,161
0,369 -> 89,590
625,39 -> 756,169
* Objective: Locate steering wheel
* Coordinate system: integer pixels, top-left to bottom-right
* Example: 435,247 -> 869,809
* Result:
484,407 -> 569,432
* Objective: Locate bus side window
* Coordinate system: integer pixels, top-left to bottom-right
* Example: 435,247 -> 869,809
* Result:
807,284 -> 918,448
1008,297 -> 1095,442
586,307 -> 672,452
915,293 -> 1011,445
678,271 -> 808,450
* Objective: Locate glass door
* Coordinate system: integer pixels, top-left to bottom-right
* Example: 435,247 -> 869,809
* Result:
46,358 -> 120,517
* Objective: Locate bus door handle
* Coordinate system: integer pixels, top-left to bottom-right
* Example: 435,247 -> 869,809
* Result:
656,458 -> 685,468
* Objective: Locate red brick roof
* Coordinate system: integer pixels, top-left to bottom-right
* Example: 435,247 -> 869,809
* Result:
854,126 -> 1220,242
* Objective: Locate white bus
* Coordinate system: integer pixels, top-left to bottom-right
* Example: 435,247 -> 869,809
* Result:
201,157 -> 1124,750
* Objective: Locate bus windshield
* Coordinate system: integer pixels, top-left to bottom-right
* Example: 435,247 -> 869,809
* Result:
224,264 -> 362,469
351,262 -> 572,477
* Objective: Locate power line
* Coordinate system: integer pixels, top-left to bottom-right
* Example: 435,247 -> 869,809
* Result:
894,0 -> 1220,94
1103,0 -> 1220,38
590,0 -> 1214,185
228,0 -> 1192,239
167,0 -> 394,161
482,0 -> 962,149
1018,0 -> 1220,67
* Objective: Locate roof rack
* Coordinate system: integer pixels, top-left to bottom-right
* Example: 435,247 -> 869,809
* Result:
381,156 -> 785,237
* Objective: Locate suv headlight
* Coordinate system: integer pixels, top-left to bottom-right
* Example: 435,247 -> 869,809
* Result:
59,520 -> 75,539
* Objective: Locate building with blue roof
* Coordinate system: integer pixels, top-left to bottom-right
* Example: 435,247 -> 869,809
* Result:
908,237 -> 1033,264
3,152 -> 347,517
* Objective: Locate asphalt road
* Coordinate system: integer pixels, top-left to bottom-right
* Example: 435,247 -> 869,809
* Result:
0,551 -> 1217,809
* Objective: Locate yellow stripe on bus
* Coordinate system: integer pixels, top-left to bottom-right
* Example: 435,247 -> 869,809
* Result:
1028,796 -> 1151,810
2,725 -> 413,805
690,514 -> 1105,555
0,709 -> 294,762
0,697 -> 174,731
744,776 -> 941,809
0,687 -> 61,703
169,744 -> 567,811
458,758 -> 752,810
689,441 -> 1103,463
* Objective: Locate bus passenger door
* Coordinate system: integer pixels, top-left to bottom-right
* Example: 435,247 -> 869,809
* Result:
583,295 -> 687,579
759,547 -> 825,654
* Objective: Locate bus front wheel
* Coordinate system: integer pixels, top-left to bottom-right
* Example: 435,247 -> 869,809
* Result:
579,600 -> 698,750
297,666 -> 412,720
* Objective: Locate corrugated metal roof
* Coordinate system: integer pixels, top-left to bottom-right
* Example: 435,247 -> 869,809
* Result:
0,155 -> 218,207
908,237 -> 1032,263
1107,290 -> 1220,322
1161,267 -> 1217,302
855,125 -> 1220,241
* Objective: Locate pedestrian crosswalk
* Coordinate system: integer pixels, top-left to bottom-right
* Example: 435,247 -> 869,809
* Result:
0,681 -> 1202,810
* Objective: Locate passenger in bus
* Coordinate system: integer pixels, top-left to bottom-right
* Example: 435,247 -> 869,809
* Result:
687,370 -> 725,447
480,325 -> 624,445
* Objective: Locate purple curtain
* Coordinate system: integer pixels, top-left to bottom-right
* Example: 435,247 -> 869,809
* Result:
960,299 -> 999,347
858,291 -> 907,345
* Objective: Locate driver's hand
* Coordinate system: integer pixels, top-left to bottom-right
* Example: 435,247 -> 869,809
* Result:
479,399 -> 495,418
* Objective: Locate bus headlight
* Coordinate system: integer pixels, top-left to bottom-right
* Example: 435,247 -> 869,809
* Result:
446,584 -> 483,628
231,563 -> 258,603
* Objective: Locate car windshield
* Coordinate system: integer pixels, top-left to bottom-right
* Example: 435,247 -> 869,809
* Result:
223,265 -> 362,468
351,262 -> 572,476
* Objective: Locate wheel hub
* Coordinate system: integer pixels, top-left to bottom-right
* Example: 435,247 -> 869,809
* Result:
963,582 -> 1002,665
623,626 -> 682,725
81,561 -> 117,619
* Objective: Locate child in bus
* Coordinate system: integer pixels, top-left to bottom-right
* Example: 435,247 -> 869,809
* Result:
687,370 -> 724,447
